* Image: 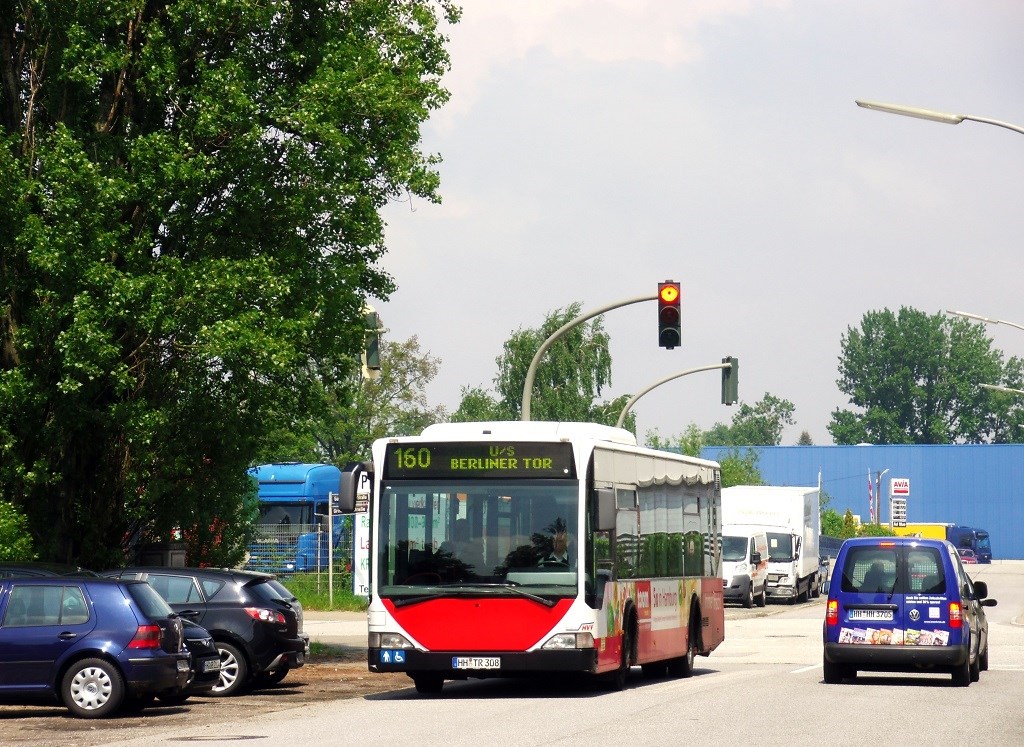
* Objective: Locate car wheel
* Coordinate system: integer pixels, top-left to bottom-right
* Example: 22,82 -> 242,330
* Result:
61,658 -> 125,718
255,667 -> 290,687
211,642 -> 249,697
157,692 -> 191,706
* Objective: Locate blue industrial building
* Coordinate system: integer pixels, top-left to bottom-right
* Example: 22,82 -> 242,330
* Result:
700,445 -> 1024,560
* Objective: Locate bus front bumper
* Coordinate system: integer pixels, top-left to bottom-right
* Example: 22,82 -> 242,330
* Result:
368,647 -> 599,676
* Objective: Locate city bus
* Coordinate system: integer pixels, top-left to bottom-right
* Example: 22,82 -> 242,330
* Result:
337,420 -> 725,694
246,463 -> 350,573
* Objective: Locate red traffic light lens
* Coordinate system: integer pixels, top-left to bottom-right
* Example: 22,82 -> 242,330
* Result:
659,284 -> 680,304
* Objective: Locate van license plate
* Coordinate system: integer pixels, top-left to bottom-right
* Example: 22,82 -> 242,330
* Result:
452,657 -> 500,669
849,609 -> 893,622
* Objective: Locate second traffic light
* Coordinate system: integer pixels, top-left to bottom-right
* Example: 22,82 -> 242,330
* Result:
722,356 -> 739,405
657,281 -> 681,349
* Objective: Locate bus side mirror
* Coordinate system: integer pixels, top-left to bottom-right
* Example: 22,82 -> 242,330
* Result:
339,461 -> 371,513
594,488 -> 615,532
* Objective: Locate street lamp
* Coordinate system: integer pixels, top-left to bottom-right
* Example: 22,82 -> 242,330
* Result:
981,383 -> 1024,397
945,309 -> 1024,333
855,100 -> 1024,136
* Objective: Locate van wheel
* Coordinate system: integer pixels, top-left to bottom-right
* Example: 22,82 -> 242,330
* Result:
969,646 -> 981,682
822,658 -> 845,684
952,655 -> 971,687
755,583 -> 767,607
742,583 -> 753,609
980,644 -> 989,671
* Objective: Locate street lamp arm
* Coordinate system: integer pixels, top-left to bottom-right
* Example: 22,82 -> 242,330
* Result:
945,309 -> 1024,333
521,293 -> 655,421
981,383 -> 1024,397
856,99 -> 1024,136
615,362 -> 731,429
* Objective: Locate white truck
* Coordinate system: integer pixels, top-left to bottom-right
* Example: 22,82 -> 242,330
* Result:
720,524 -> 769,608
721,486 -> 821,603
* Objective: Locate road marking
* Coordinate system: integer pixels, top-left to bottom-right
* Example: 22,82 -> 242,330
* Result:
790,664 -> 821,674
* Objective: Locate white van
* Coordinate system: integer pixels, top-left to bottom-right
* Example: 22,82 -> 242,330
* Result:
721,525 -> 769,608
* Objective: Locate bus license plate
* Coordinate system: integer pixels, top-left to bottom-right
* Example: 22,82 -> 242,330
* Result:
452,657 -> 500,670
849,609 -> 894,622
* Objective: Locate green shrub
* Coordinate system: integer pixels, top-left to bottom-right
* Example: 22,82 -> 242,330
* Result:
0,501 -> 35,561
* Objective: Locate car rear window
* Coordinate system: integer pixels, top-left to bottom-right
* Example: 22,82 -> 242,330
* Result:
247,579 -> 290,602
839,545 -> 946,595
126,581 -> 175,618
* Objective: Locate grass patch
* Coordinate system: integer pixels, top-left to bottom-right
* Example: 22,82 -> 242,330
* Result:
279,571 -> 369,612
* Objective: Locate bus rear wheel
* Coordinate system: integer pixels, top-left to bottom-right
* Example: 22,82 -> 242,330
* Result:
667,612 -> 699,678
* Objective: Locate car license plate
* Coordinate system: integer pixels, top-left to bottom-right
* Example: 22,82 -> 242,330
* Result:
202,658 -> 222,673
177,659 -> 191,672
849,609 -> 894,622
452,657 -> 500,670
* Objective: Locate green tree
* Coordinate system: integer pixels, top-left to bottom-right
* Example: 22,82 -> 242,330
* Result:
453,304 -> 635,429
0,501 -> 35,561
704,393 -> 796,446
829,307 -> 1024,444
841,510 -> 859,539
858,523 -> 897,538
718,448 -> 763,488
797,430 -> 814,445
0,1 -> 460,566
821,508 -> 845,538
256,336 -> 446,464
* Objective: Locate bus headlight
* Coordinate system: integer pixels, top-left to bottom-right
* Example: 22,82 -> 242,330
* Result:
369,632 -> 414,649
542,632 -> 595,650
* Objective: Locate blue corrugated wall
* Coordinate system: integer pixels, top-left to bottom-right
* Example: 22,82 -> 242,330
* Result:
700,445 -> 1024,560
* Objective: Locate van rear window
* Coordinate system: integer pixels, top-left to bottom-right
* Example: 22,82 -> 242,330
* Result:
840,545 -> 946,594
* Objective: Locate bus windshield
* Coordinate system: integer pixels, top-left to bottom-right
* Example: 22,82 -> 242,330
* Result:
377,479 -> 579,597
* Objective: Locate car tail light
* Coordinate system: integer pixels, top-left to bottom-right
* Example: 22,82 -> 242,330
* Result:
244,607 -> 286,625
949,602 -> 962,628
826,599 -> 839,626
128,624 -> 162,649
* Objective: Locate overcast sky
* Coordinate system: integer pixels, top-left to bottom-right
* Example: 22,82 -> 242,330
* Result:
375,1 -> 1024,445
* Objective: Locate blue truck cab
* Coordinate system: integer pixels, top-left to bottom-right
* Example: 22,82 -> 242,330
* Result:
823,537 -> 996,686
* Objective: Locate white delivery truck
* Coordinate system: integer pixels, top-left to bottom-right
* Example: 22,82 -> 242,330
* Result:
720,524 -> 769,608
721,486 -> 821,603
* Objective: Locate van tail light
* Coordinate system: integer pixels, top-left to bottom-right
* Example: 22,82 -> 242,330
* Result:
128,624 -> 162,649
826,599 -> 839,626
949,602 -> 962,628
244,607 -> 286,625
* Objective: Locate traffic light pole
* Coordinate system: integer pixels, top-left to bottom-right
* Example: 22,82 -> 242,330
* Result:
521,293 -> 656,422
614,362 -> 733,428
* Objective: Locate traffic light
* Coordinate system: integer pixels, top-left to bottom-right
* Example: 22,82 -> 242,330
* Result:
361,305 -> 382,380
722,356 -> 739,405
657,281 -> 681,349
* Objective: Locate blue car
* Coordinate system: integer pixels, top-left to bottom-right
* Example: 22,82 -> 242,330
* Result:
823,537 -> 996,686
0,577 -> 191,717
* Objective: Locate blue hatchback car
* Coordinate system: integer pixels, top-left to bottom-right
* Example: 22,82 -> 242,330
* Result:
0,577 -> 191,717
823,537 -> 996,686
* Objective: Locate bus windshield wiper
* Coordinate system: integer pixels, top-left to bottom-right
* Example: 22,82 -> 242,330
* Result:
392,582 -> 556,608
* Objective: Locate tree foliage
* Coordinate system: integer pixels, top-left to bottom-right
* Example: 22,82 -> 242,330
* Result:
254,335 -> 446,465
700,393 -> 796,446
0,500 -> 35,561
829,307 -> 1024,444
452,304 -> 635,429
0,0 -> 459,566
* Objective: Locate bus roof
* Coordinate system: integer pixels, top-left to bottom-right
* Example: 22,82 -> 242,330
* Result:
419,420 -> 638,446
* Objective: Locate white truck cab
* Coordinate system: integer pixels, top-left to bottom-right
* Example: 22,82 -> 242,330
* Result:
721,524 -> 769,608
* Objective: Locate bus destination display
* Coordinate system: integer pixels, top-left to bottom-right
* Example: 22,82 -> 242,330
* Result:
384,442 -> 575,480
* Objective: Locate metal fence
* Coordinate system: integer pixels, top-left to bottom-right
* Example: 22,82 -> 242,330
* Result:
244,517 -> 354,578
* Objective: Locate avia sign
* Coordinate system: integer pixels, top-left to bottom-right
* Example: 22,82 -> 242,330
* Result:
890,478 -> 910,497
